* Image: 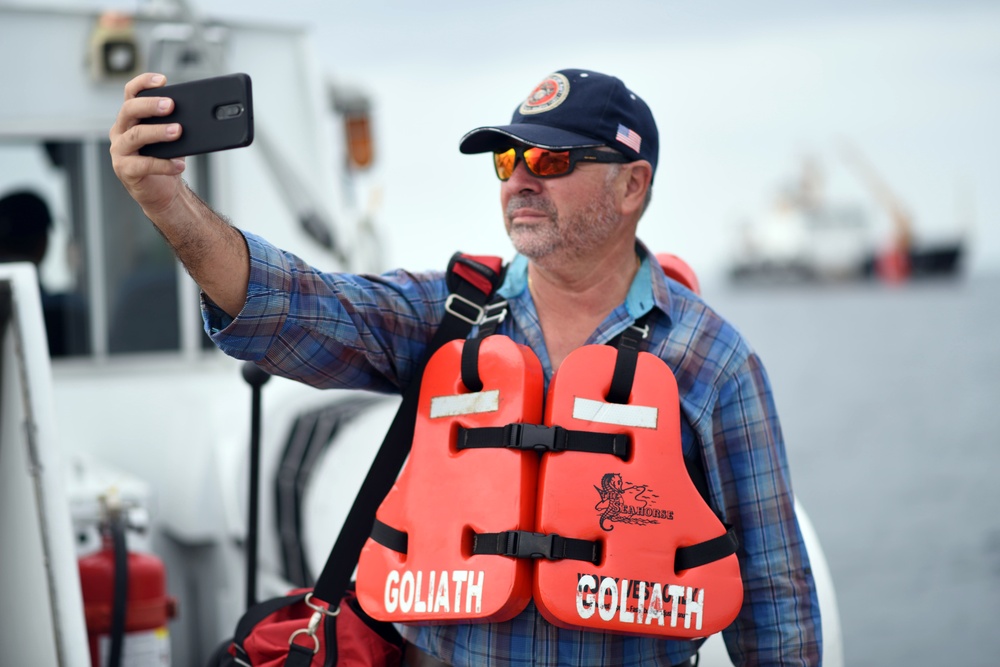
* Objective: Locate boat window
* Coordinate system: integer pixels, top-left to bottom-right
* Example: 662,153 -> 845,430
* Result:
0,141 -> 91,356
96,141 -> 181,354
0,138 -> 214,359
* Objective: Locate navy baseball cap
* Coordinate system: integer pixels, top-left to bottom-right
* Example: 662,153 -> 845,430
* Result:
460,69 -> 658,178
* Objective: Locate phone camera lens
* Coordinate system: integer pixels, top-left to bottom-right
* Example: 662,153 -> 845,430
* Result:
215,103 -> 244,120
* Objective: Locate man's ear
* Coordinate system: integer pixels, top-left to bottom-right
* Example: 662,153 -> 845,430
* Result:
621,160 -> 653,217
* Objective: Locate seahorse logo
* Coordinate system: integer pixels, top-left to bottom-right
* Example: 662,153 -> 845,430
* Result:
594,472 -> 667,531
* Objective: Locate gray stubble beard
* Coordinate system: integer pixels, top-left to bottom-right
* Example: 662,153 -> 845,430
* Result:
505,170 -> 621,262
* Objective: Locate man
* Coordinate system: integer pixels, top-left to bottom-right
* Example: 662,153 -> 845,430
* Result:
0,190 -> 87,356
110,68 -> 821,666
0,190 -> 51,267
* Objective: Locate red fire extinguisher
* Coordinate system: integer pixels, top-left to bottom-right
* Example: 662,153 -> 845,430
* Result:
78,495 -> 177,667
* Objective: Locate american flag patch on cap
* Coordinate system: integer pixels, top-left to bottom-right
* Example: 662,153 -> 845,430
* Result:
615,124 -> 642,153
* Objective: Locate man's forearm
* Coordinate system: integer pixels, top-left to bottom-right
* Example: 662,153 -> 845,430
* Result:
145,184 -> 249,317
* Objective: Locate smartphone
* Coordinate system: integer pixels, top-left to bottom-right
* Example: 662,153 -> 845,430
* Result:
137,73 -> 254,159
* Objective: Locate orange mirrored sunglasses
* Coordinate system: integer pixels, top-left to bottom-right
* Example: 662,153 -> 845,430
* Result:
493,146 -> 629,181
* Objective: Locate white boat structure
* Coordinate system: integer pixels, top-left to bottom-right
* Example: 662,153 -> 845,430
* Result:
0,3 -> 843,665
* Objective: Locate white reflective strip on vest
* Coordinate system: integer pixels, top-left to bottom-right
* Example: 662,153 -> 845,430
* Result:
430,389 -> 500,418
572,397 -> 658,429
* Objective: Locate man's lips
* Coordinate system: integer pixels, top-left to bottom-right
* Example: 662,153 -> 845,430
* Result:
508,208 -> 549,224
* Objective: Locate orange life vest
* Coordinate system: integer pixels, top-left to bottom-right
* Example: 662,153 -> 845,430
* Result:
355,332 -> 743,638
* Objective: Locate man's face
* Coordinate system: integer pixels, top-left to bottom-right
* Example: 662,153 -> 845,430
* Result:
500,150 -> 625,261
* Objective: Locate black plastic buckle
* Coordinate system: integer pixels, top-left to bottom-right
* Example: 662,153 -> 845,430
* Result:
506,424 -> 564,453
502,531 -> 563,560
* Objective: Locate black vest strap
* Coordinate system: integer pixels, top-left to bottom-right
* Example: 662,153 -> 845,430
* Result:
460,336 -> 486,392
605,316 -> 650,404
681,416 -> 713,514
457,424 -> 629,460
472,530 -> 602,565
460,297 -> 509,392
370,517 -> 408,555
674,526 -> 740,573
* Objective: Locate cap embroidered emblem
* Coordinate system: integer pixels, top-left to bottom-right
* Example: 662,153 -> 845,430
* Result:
519,73 -> 570,115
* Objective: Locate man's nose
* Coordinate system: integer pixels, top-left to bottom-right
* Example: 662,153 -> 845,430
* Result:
503,160 -> 542,192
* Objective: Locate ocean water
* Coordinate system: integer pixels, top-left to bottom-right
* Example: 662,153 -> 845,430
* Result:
705,274 -> 1000,666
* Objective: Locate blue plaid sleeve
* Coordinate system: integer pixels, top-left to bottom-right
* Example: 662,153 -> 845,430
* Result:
711,353 -> 823,665
203,231 -> 448,393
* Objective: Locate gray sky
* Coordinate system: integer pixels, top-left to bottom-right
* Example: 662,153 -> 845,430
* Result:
75,0 -> 1000,277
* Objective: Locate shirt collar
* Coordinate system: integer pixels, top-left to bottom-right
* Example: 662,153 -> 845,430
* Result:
499,240 -> 674,326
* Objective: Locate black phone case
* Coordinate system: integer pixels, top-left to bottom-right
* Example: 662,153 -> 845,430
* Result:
137,73 -> 254,159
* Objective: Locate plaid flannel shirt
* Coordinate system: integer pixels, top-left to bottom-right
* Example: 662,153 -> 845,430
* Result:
205,232 -> 822,666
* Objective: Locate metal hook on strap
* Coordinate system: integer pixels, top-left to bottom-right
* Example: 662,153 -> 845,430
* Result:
287,610 -> 324,654
444,293 -> 486,325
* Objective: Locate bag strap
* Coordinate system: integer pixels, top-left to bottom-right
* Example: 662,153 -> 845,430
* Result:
310,252 -> 504,606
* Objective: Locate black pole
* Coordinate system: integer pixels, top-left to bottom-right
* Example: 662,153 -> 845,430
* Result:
0,283 -> 12,416
107,512 -> 129,667
242,361 -> 271,610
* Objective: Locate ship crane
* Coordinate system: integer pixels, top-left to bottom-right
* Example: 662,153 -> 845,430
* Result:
840,140 -> 965,280
839,141 -> 915,280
